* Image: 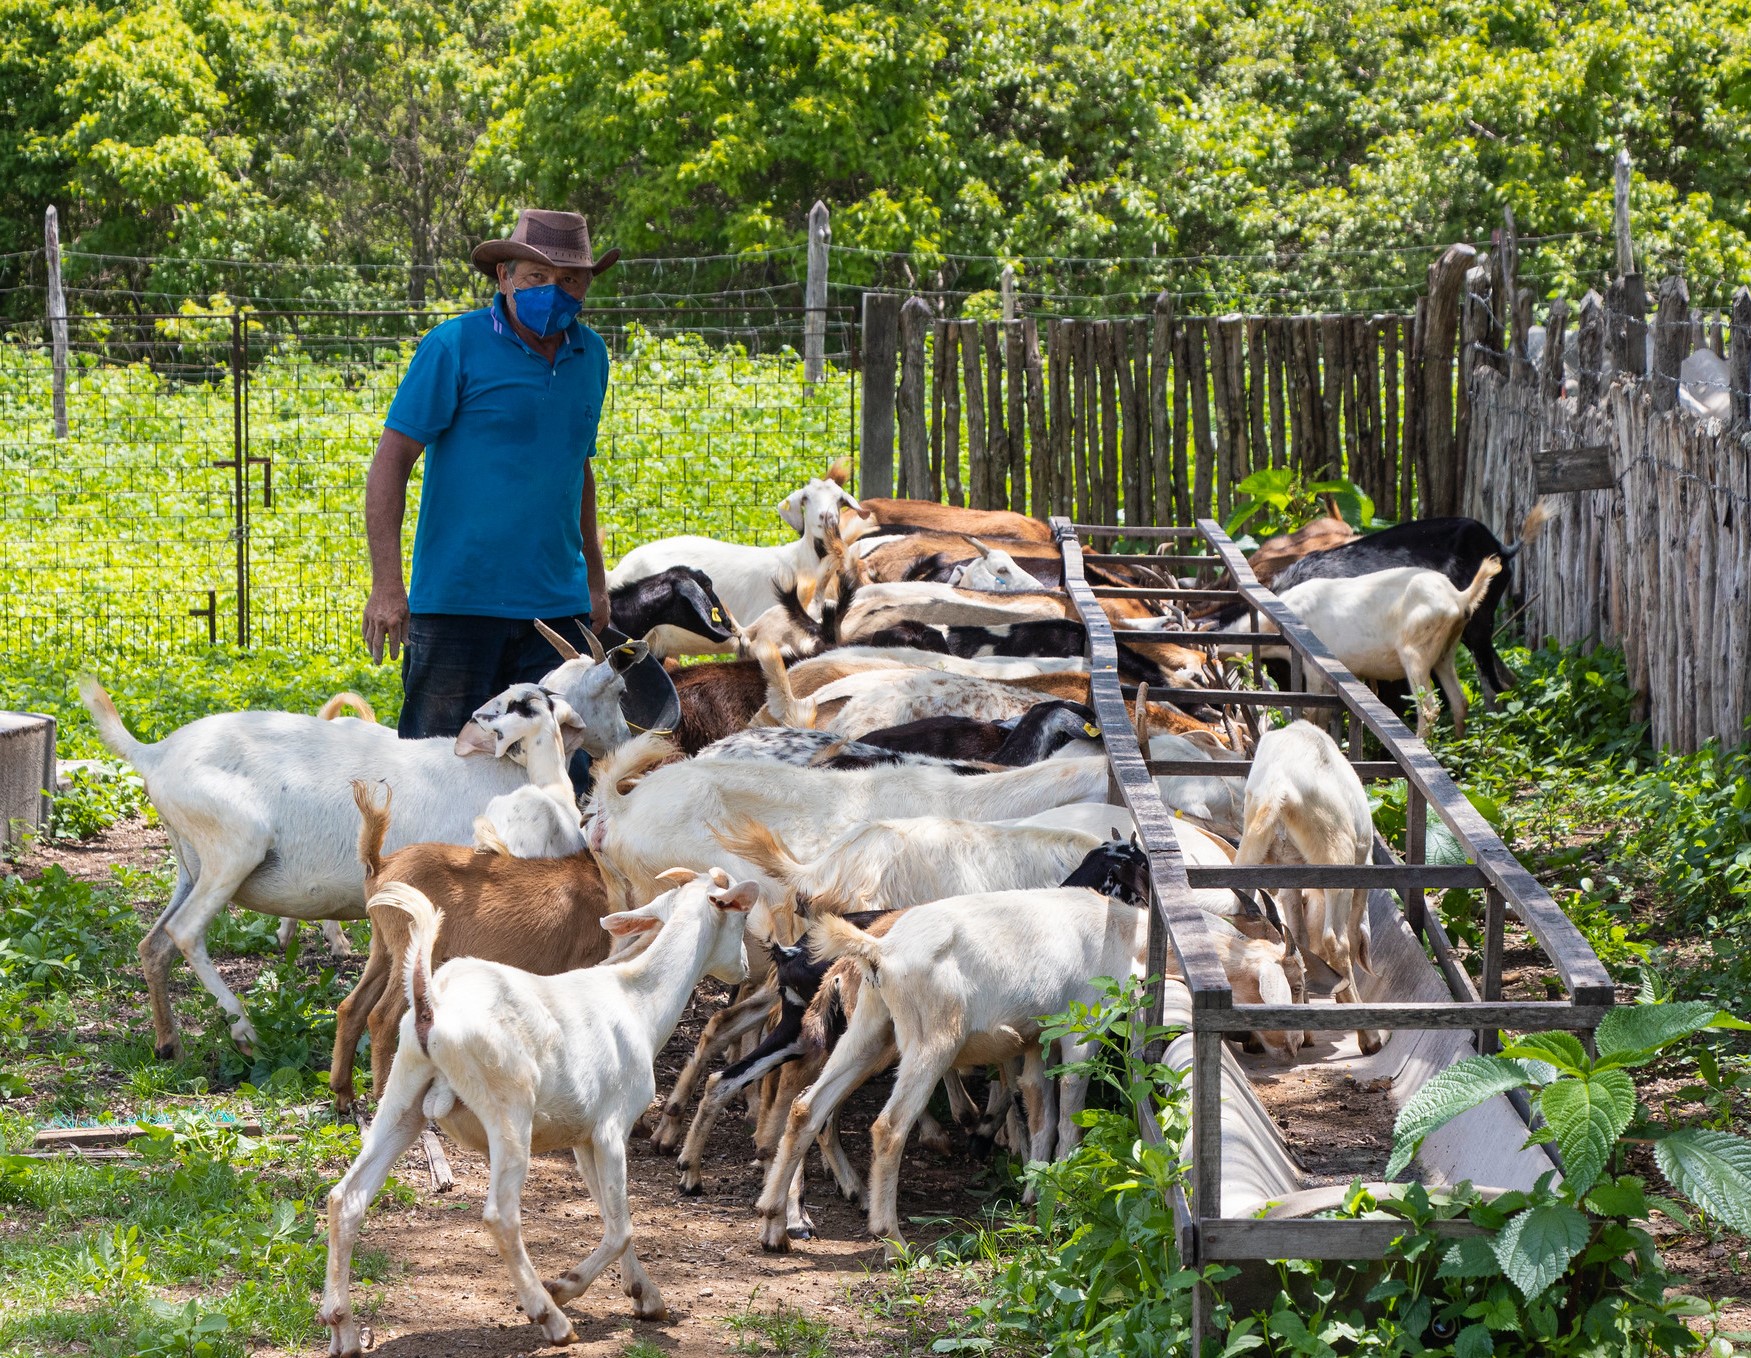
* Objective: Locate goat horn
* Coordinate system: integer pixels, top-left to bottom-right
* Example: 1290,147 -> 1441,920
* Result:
1133,681 -> 1151,749
534,619 -> 581,661
580,624 -> 608,665
708,866 -> 732,888
967,536 -> 992,558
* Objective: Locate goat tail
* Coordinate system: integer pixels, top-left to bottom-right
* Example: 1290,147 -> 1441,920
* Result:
369,882 -> 444,1056
754,641 -> 816,728
1458,556 -> 1504,618
712,816 -> 805,885
800,963 -> 850,1054
76,678 -> 151,769
351,780 -> 394,887
1502,499 -> 1555,559
805,910 -> 884,978
471,816 -> 511,856
317,691 -> 377,723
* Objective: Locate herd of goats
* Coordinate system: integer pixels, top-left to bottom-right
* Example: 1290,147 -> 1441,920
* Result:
74,465 -> 1552,1353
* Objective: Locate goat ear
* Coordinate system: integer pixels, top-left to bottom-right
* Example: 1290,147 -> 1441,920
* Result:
535,619 -> 582,662
826,458 -> 849,487
601,912 -> 662,937
609,640 -> 650,674
549,697 -> 585,731
453,720 -> 496,757
656,867 -> 699,884
710,880 -> 761,913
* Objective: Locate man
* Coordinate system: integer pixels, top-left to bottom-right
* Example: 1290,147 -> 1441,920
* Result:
362,208 -> 622,739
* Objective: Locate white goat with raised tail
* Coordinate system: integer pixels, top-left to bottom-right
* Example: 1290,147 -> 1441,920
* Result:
462,684 -> 587,858
319,868 -> 755,1356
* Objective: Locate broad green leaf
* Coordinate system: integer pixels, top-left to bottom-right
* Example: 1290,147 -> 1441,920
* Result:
1498,1031 -> 1588,1076
1653,1130 -> 1751,1236
1538,1071 -> 1633,1198
1454,1323 -> 1495,1358
1585,1176 -> 1649,1219
1594,1001 -> 1751,1068
1437,1235 -> 1502,1279
1493,1203 -> 1590,1300
1388,1058 -> 1531,1179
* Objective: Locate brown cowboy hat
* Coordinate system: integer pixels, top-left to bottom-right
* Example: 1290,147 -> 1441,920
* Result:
471,208 -> 621,280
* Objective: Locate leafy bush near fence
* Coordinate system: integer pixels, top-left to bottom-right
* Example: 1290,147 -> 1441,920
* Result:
906,979 -> 1744,1358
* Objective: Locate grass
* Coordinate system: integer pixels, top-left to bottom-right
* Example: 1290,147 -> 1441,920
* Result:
724,1297 -> 841,1357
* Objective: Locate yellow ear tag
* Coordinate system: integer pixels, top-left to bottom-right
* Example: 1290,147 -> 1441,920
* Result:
1083,722 -> 1102,738
710,608 -> 723,622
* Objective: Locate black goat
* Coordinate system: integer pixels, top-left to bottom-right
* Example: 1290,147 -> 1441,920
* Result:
1060,838 -> 1152,909
859,699 -> 1102,766
609,566 -> 737,652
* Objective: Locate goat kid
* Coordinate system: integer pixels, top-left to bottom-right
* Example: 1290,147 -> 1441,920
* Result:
462,684 -> 588,857
319,869 -> 754,1355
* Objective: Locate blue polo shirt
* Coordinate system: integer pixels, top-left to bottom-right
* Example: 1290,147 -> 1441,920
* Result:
385,295 -> 608,618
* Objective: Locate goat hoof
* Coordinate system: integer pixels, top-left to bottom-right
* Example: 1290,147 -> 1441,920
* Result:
677,1177 -> 703,1197
787,1225 -> 813,1241
966,1135 -> 994,1161
154,1040 -> 181,1062
760,1230 -> 793,1254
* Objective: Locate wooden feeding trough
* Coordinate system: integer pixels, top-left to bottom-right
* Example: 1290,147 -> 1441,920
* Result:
1053,517 -> 1613,1342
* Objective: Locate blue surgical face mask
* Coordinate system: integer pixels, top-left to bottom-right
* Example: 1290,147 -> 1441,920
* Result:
510,283 -> 584,337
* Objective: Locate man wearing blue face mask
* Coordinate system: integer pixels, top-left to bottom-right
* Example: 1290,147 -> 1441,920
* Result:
363,208 -> 622,739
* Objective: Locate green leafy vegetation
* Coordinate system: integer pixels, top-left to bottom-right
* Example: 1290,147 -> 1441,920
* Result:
5,1 -> 1750,307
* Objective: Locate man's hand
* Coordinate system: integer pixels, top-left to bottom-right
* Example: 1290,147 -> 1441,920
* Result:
363,582 -> 410,664
589,577 -> 610,635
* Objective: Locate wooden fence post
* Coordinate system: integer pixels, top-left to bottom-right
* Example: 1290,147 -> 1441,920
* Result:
961,321 -> 988,508
1421,243 -> 1476,517
1732,287 -> 1751,427
1000,265 -> 1016,324
1608,151 -> 1647,379
1007,318 -> 1028,515
804,200 -> 830,383
983,321 -> 1007,510
858,291 -> 900,497
1652,275 -> 1689,414
1511,288 -> 1536,387
944,321 -> 963,506
897,297 -> 932,497
1150,294 -> 1174,526
1541,297 -> 1569,402
1576,291 -> 1605,408
45,205 -> 68,440
1023,317 -> 1049,519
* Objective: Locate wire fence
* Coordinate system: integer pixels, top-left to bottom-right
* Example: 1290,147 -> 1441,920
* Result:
0,304 -> 858,660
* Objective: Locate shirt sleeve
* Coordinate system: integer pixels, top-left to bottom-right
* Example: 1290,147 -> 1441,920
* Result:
385,327 -> 461,446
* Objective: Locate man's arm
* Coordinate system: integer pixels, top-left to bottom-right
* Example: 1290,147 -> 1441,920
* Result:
580,460 -> 609,634
363,428 -> 424,663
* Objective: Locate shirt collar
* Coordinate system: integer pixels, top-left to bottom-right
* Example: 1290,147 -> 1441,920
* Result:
490,293 -> 590,357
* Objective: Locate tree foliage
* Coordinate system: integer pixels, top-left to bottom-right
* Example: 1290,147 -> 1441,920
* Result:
6,0 -> 1751,307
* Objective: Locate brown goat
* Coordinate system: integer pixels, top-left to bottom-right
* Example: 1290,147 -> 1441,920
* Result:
328,782 -> 616,1116
847,499 -> 1055,543
667,658 -> 770,754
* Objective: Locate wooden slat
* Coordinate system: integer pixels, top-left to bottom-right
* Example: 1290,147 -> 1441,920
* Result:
943,320 -> 963,506
1187,865 -> 1487,890
1207,1003 -> 1611,1034
1155,687 -> 1342,708
1266,317 -> 1288,469
1116,319 -> 1144,530
1202,1216 -> 1485,1263
1127,630 -> 1276,645
1099,321 -> 1121,532
36,1121 -> 263,1148
1070,523 -> 1203,538
1149,759 -> 1402,780
1382,315 -> 1401,519
961,320 -> 987,507
1075,323 -> 1095,521
983,320 -> 1008,510
1171,320 -> 1192,522
1151,295 -> 1174,527
1048,319 -> 1069,517
1006,318 -> 1027,515
929,318 -> 946,501
1092,586 -> 1240,600
896,298 -> 930,499
1187,320 -> 1215,518
1023,317 -> 1049,522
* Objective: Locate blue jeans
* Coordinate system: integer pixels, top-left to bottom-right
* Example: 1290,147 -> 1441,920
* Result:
397,612 -> 593,740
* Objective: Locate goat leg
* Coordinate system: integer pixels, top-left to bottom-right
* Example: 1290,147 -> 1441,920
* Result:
650,988 -> 772,1152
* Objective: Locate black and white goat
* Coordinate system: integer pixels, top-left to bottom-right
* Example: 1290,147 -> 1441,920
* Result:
609,565 -> 738,658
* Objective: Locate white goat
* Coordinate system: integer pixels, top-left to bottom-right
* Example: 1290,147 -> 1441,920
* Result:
1234,721 -> 1382,1054
714,816 -> 1108,913
319,869 -> 754,1354
610,470 -> 858,628
1272,559 -> 1502,738
945,539 -> 1040,592
838,581 -> 1074,637
775,464 -> 863,539
462,685 -> 587,858
765,666 -> 1051,737
757,888 -> 1150,1255
76,632 -> 641,1058
583,736 -> 1112,909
